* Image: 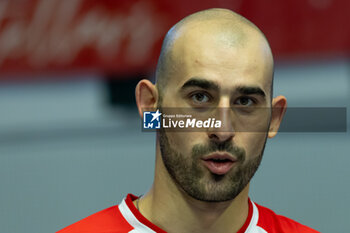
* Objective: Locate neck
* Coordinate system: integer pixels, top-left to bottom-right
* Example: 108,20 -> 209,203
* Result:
135,142 -> 250,233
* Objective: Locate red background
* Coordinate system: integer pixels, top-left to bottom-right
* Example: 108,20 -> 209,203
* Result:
0,0 -> 349,78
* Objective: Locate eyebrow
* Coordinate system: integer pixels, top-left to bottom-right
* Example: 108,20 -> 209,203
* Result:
237,86 -> 266,98
180,78 -> 219,91
180,77 -> 266,98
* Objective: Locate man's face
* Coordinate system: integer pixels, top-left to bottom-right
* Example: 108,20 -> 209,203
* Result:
157,24 -> 273,202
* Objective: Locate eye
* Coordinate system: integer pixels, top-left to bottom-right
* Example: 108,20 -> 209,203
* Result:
234,96 -> 255,106
190,92 -> 211,104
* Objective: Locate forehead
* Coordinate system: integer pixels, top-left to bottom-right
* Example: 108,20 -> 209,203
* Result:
167,24 -> 273,93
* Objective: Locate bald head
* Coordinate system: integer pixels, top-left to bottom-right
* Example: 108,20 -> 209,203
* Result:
155,8 -> 274,103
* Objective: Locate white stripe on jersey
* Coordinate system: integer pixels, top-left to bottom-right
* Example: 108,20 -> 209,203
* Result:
118,198 -> 157,233
245,201 -> 268,233
255,226 -> 268,233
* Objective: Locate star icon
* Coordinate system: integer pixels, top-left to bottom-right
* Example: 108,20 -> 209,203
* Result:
150,109 -> 162,122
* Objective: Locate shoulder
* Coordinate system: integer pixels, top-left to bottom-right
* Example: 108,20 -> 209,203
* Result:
255,203 -> 319,233
56,205 -> 133,233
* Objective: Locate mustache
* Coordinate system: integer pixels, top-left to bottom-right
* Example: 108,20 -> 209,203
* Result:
192,140 -> 246,162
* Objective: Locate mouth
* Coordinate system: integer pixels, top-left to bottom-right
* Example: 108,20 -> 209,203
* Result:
201,153 -> 237,175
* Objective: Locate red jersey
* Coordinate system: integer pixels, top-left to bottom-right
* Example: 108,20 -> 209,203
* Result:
57,194 -> 319,233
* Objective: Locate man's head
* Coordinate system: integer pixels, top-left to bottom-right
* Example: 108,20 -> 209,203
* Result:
155,8 -> 274,103
136,8 -> 286,202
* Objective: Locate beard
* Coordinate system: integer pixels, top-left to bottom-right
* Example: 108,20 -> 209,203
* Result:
158,128 -> 267,202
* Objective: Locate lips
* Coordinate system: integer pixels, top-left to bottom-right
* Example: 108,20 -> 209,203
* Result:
201,153 -> 237,175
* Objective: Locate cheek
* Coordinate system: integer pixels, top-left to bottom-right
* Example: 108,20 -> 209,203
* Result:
166,132 -> 198,154
236,132 -> 267,158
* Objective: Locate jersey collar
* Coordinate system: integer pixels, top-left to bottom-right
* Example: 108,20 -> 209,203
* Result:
119,193 -> 257,233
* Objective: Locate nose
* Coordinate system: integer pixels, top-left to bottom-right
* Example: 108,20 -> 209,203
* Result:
207,99 -> 235,142
208,130 -> 234,142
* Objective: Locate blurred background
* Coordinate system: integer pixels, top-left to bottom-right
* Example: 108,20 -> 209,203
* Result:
0,0 -> 349,232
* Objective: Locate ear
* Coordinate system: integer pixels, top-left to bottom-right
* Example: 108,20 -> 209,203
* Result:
268,95 -> 287,138
135,79 -> 158,118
